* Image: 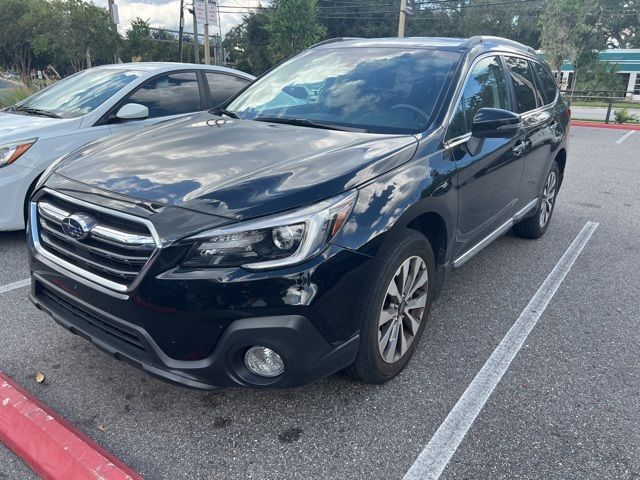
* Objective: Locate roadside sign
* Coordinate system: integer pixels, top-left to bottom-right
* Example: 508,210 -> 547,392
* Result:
194,0 -> 218,26
406,0 -> 413,15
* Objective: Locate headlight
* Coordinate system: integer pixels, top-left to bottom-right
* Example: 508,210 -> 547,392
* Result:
183,190 -> 358,270
0,139 -> 36,168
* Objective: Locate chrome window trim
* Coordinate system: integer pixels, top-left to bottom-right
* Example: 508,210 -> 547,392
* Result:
30,188 -> 163,295
453,198 -> 538,268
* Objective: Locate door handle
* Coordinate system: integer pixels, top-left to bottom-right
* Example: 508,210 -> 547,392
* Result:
512,141 -> 526,156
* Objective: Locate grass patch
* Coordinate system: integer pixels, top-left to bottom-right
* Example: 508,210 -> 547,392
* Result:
0,87 -> 38,108
570,100 -> 640,109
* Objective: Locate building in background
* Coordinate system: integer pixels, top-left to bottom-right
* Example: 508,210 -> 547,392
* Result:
546,49 -> 640,99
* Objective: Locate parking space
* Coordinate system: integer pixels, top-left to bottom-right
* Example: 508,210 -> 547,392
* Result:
1,125 -> 639,479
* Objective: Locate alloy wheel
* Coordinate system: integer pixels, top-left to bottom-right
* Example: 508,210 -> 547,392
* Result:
377,255 -> 428,364
539,170 -> 557,228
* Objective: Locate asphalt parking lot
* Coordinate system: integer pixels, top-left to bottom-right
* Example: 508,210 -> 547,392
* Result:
1,125 -> 639,479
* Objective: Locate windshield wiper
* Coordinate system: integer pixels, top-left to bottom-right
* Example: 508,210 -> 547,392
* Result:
10,106 -> 62,118
210,107 -> 242,119
253,116 -> 367,132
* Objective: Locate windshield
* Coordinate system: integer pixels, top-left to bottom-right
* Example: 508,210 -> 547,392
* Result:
228,47 -> 460,134
14,69 -> 142,118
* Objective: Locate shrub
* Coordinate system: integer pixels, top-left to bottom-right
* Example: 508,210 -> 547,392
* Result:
614,108 -> 639,125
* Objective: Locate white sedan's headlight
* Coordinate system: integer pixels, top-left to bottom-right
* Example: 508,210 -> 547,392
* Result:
183,190 -> 358,270
0,139 -> 37,168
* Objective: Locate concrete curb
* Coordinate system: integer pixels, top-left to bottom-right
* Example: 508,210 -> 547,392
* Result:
0,372 -> 142,480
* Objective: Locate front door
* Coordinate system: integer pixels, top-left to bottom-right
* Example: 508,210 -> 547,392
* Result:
109,71 -> 205,136
446,55 -> 526,259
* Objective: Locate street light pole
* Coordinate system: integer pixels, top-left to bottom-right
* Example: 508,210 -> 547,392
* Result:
398,0 -> 407,37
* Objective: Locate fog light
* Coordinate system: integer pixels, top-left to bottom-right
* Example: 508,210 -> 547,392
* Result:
244,346 -> 285,377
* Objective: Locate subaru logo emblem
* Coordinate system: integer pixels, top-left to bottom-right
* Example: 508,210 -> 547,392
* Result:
61,213 -> 97,240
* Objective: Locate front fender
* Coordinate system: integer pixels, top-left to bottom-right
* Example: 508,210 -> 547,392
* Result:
332,139 -> 457,261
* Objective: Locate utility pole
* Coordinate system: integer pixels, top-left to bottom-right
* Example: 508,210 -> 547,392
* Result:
191,8 -> 200,64
178,0 -> 185,62
398,0 -> 407,38
203,0 -> 211,65
107,0 -> 119,63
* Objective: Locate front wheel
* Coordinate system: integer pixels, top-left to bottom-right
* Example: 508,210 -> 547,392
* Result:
347,230 -> 435,384
514,162 -> 560,239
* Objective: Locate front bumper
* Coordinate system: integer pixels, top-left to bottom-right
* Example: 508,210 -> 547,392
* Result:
0,163 -> 40,231
30,274 -> 360,389
27,182 -> 375,389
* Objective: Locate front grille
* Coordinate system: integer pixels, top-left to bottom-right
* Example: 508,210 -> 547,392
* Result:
34,191 -> 158,291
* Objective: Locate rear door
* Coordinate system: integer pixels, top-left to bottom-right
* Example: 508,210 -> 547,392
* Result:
523,60 -> 564,203
502,56 -> 552,212
203,72 -> 251,108
447,55 -> 527,258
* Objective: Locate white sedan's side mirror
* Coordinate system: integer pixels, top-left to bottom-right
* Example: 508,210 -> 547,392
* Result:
115,103 -> 149,120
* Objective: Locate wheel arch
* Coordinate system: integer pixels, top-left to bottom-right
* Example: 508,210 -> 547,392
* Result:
554,148 -> 567,184
404,211 -> 449,266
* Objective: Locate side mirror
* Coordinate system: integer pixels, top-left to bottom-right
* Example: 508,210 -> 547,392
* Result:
115,103 -> 149,121
471,108 -> 521,139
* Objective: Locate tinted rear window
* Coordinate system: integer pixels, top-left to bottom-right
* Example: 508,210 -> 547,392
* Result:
505,57 -> 543,113
532,62 -> 559,104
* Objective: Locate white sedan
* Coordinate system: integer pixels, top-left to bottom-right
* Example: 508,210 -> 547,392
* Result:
0,62 -> 254,231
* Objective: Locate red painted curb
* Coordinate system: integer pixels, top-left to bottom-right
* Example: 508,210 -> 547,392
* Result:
570,120 -> 640,131
0,372 -> 142,480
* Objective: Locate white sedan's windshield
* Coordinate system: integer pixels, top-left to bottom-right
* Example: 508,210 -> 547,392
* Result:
228,47 -> 460,134
15,69 -> 142,118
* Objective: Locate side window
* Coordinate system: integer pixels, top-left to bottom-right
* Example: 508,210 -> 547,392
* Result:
449,56 -> 510,139
531,62 -> 558,104
206,73 -> 250,107
127,72 -> 201,118
505,57 -> 543,113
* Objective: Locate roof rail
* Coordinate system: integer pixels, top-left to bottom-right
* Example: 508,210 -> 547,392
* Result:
460,36 -> 536,55
309,37 -> 362,49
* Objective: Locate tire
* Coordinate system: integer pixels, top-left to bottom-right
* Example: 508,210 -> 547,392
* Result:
347,229 -> 436,384
513,162 -> 560,239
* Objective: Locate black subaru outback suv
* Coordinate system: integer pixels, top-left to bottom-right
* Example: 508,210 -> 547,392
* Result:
28,36 -> 569,389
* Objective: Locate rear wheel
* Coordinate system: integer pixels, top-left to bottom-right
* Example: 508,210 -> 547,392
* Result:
514,162 -> 560,239
347,229 -> 435,384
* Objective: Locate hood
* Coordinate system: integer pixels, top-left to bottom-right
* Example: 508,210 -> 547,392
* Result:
0,111 -> 79,143
54,112 -> 418,220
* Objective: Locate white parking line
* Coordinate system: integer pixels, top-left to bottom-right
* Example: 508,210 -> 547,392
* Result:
615,130 -> 635,144
0,278 -> 30,295
403,221 -> 599,480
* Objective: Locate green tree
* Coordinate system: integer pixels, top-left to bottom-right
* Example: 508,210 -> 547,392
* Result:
541,0 -> 606,96
31,0 -> 120,72
575,59 -> 625,93
0,0 -> 42,77
267,0 -> 325,64
222,11 -> 272,75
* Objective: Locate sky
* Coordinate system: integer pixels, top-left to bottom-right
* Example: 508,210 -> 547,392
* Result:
92,0 -> 263,37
